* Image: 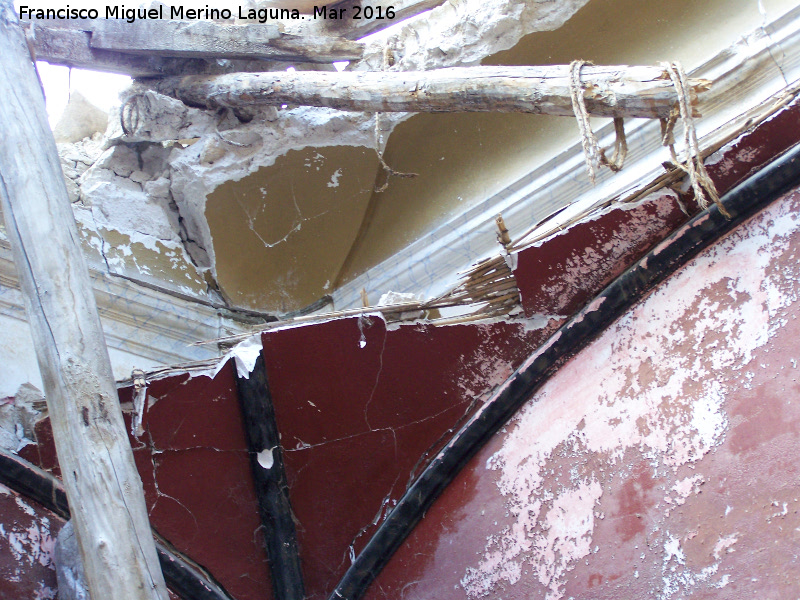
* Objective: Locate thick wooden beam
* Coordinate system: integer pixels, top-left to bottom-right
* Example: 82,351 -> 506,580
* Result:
23,19 -> 363,72
24,23 -> 296,76
234,356 -> 305,600
89,19 -> 364,63
149,65 -> 710,119
0,4 -> 168,600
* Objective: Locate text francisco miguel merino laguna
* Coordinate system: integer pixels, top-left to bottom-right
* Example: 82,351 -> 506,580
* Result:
19,4 -> 398,22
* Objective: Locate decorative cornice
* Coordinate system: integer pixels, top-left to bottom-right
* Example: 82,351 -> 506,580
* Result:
0,240 -> 240,372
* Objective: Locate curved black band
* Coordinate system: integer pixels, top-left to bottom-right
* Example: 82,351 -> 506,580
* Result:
0,448 -> 233,600
329,142 -> 800,600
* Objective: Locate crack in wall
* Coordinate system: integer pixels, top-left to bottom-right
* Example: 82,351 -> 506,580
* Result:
342,472 -> 403,573
234,181 -> 330,251
362,319 -> 387,431
285,400 -> 471,453
145,431 -> 200,540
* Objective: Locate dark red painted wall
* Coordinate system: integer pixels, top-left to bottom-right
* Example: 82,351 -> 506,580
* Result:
261,316 -> 561,600
20,364 -> 273,600
516,97 -> 800,322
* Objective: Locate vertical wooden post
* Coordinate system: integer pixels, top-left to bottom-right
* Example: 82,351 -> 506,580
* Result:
0,3 -> 168,600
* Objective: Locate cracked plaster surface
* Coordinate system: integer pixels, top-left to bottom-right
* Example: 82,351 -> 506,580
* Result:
47,0 -> 589,310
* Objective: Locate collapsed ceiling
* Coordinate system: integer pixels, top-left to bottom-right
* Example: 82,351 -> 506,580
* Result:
5,1 -> 800,599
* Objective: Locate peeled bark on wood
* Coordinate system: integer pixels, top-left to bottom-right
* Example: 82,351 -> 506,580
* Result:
0,4 -> 168,600
149,65 -> 710,119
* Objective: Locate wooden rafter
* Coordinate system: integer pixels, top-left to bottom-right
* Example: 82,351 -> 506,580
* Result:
23,19 -> 364,76
147,65 -> 709,119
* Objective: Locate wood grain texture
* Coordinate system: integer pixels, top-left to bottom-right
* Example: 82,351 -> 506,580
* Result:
150,65 -> 709,118
0,3 -> 168,599
23,18 -> 363,73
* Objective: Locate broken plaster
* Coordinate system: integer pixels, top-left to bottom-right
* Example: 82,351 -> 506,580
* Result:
50,0 -> 592,313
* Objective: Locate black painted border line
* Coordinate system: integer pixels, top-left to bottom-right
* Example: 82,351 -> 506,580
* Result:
328,142 -> 800,600
235,355 -> 306,600
0,447 -> 234,600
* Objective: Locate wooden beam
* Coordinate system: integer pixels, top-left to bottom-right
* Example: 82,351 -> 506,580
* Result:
149,65 -> 710,119
234,356 -> 305,600
26,24 -> 171,76
24,23 -> 291,77
22,19 -> 363,72
0,4 -> 168,600
89,19 -> 364,63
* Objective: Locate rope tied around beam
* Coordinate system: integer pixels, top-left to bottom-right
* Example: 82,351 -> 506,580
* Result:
374,43 -> 417,193
120,92 -> 149,136
569,60 -> 628,184
660,61 -> 730,218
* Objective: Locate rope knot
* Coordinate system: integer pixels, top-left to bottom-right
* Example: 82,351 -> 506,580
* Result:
569,60 -> 628,184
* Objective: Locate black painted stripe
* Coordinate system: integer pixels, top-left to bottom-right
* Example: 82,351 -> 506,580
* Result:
235,355 -> 306,600
328,141 -> 800,600
0,448 -> 234,600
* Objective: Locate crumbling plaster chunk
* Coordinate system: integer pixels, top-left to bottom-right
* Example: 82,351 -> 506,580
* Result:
57,136 -> 105,204
105,91 -> 219,145
52,91 -> 108,144
0,384 -> 46,454
81,169 -> 179,242
79,143 -> 183,243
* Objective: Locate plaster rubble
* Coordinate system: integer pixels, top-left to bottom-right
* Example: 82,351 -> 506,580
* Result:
51,0 -> 590,308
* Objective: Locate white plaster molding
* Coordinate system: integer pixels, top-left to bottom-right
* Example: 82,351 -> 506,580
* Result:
0,241 -> 240,393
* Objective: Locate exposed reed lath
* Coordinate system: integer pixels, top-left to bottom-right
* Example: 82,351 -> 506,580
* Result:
419,254 -> 521,322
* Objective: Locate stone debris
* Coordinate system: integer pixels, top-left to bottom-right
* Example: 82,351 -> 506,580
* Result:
52,91 -> 109,144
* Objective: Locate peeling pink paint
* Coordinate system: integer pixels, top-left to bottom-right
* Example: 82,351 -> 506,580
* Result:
0,484 -> 61,600
368,187 -> 800,600
462,189 -> 799,599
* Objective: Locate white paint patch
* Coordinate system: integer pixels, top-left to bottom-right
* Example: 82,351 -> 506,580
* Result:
714,573 -> 731,588
0,506 -> 56,570
257,448 -> 274,470
461,192 -> 800,599
671,475 -> 704,507
712,533 -> 739,559
202,335 -> 264,380
663,534 -> 686,565
326,168 -> 343,188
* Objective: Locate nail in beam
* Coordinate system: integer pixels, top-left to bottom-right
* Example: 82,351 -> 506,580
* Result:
0,4 -> 168,600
